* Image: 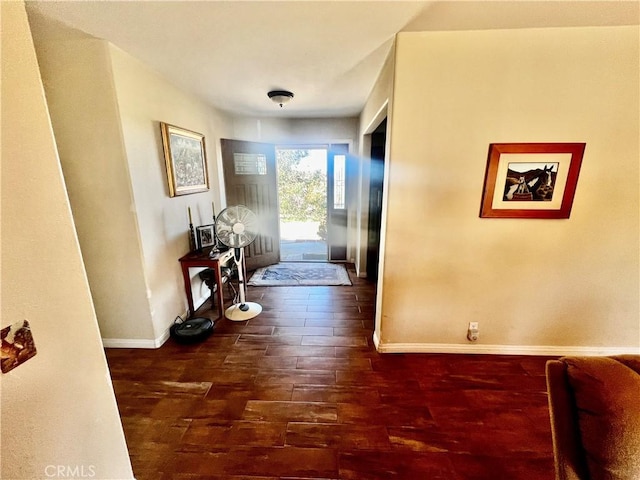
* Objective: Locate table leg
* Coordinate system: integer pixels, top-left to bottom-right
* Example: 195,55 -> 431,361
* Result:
181,264 -> 195,316
214,261 -> 225,319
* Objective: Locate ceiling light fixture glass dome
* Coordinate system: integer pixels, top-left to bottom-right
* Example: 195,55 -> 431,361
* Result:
267,90 -> 294,107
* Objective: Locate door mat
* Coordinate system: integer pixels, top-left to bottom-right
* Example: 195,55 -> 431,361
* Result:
248,262 -> 352,286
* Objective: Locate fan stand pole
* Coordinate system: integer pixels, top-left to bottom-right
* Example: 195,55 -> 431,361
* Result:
225,247 -> 262,321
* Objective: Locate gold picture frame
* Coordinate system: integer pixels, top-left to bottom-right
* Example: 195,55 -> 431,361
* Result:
160,122 -> 209,197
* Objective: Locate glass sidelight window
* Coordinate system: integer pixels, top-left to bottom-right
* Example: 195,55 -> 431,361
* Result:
333,154 -> 346,210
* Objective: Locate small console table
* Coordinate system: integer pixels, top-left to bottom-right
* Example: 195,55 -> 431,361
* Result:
178,248 -> 234,319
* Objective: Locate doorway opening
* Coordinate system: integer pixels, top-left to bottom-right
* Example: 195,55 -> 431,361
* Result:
367,118 -> 386,280
276,147 -> 328,262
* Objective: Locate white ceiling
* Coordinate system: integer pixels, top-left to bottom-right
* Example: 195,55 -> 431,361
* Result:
26,1 -> 639,118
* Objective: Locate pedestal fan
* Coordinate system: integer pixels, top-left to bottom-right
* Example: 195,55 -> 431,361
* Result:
214,205 -> 262,321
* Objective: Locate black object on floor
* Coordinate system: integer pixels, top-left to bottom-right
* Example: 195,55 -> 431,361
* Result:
170,317 -> 215,344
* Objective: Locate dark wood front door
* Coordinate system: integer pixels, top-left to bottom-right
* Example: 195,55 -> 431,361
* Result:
220,139 -> 279,271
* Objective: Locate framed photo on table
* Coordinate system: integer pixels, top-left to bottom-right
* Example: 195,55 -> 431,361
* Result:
479,143 -> 586,219
196,224 -> 215,249
160,122 -> 209,197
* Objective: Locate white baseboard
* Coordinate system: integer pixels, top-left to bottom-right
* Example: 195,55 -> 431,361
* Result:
373,330 -> 381,350
102,327 -> 170,349
374,341 -> 639,357
154,327 -> 171,348
101,337 -> 163,349
102,317 -> 178,349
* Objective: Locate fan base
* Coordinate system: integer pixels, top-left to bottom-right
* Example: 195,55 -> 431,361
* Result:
225,302 -> 262,321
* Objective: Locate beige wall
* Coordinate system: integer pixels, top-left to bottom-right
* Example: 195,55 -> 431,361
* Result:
30,27 -> 155,343
0,2 -> 133,478
358,42 -> 396,342
372,26 -> 639,354
29,11 -> 236,346
109,45 -> 234,342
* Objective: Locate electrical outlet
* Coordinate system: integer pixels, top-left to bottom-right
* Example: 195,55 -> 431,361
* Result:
467,322 -> 479,342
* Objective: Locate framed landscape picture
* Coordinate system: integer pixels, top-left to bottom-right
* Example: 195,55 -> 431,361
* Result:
479,143 -> 586,219
160,122 -> 209,197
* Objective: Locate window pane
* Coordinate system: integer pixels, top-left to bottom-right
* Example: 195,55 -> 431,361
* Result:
334,154 -> 345,209
233,153 -> 267,175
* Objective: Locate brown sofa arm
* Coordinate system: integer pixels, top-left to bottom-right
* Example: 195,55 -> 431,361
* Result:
547,356 -> 640,480
546,360 -> 589,480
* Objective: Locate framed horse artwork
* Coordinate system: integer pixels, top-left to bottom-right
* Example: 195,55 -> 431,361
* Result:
479,143 -> 586,219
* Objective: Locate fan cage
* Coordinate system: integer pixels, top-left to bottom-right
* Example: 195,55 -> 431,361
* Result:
215,205 -> 259,248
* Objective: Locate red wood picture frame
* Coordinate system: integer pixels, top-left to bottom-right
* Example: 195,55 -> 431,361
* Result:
480,143 -> 586,219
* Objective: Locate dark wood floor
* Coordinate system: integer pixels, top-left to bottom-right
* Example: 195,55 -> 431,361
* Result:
105,265 -> 556,479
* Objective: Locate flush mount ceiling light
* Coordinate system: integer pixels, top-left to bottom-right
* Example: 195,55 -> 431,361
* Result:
267,90 -> 294,108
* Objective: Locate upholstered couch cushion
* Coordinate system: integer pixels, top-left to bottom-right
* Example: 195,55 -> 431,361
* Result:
563,355 -> 640,480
